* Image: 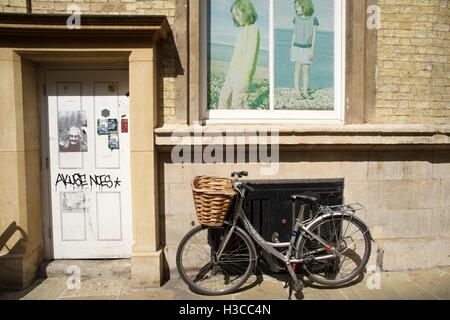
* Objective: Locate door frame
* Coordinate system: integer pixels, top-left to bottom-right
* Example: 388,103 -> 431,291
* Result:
39,63 -> 129,260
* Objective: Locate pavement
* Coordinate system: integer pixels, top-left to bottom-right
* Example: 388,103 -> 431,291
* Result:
0,266 -> 449,300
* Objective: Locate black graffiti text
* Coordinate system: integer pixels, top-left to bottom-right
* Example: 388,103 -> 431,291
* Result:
89,174 -> 121,189
55,173 -> 122,189
55,173 -> 88,188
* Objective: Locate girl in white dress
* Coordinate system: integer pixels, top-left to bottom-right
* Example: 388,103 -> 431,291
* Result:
290,0 -> 319,99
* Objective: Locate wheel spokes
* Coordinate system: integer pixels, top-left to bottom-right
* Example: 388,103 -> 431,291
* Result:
180,227 -> 252,292
302,217 -> 369,283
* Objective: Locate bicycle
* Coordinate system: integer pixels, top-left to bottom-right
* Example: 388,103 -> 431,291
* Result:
176,171 -> 373,296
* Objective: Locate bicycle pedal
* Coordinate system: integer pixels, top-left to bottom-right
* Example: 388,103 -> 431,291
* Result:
292,280 -> 303,292
302,255 -> 316,265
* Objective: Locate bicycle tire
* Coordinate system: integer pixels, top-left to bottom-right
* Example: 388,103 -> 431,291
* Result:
297,214 -> 371,286
176,223 -> 256,296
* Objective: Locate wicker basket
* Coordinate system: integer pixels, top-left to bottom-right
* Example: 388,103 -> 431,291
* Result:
192,176 -> 236,227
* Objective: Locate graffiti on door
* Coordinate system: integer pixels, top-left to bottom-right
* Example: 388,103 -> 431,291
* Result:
55,173 -> 122,189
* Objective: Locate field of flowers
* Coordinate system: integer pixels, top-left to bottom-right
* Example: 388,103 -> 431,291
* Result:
207,62 -> 334,111
274,87 -> 334,110
207,67 -> 269,110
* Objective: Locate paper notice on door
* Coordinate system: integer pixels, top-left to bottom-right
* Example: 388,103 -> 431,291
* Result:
121,118 -> 128,133
61,191 -> 89,213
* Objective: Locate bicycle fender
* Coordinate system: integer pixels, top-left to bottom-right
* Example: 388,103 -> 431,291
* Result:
305,213 -> 375,243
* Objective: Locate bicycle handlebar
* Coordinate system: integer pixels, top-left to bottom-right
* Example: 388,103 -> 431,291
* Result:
231,171 -> 248,178
242,183 -> 255,193
231,171 -> 254,193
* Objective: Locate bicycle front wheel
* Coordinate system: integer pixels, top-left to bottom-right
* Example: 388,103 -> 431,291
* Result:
176,223 -> 256,296
297,214 -> 371,286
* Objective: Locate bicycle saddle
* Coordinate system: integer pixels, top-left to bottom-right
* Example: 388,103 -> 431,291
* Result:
291,194 -> 320,204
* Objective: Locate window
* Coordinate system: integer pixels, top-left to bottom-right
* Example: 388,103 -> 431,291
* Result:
201,0 -> 346,123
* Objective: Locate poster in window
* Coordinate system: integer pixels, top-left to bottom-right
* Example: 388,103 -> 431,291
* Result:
274,0 -> 335,110
207,0 -> 270,110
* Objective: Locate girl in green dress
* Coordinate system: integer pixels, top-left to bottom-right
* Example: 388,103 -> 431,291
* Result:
218,0 -> 260,109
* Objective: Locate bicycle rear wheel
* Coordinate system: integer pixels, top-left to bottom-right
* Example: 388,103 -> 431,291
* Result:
297,214 -> 371,286
176,223 -> 255,296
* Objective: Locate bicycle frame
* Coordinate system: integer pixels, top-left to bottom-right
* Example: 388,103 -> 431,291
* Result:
216,189 -> 338,268
176,173 -> 373,294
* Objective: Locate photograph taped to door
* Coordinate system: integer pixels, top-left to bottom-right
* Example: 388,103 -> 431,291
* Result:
97,119 -> 108,135
107,118 -> 118,133
108,133 -> 119,150
61,191 -> 89,213
58,111 -> 88,152
121,117 -> 128,133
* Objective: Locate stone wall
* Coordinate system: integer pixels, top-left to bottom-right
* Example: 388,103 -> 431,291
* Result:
2,0 -> 449,125
159,151 -> 450,274
0,0 -> 26,13
2,0 -> 449,279
0,0 -> 180,124
0,53 -> 44,289
376,0 -> 450,124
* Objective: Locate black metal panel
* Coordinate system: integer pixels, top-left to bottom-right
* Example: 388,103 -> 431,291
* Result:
243,179 -> 344,272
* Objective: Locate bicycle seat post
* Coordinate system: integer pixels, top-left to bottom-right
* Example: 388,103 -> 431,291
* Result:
291,198 -> 296,230
292,198 -> 306,230
293,198 -> 307,230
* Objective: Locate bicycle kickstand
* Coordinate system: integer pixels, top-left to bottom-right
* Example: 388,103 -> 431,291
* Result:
286,263 -> 304,293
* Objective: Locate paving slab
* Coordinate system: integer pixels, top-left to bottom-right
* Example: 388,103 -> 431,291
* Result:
39,259 -> 131,279
383,274 -> 436,300
175,289 -> 235,300
232,279 -> 288,300
344,286 -> 401,300
1,267 -> 449,300
120,289 -> 176,300
59,277 -> 127,299
402,268 -> 449,300
0,278 -> 67,300
299,291 -> 339,300
61,295 -> 118,300
338,281 -> 403,300
335,273 -> 403,300
161,278 -> 236,300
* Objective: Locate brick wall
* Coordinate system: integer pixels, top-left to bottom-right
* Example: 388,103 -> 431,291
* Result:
376,0 -> 450,124
2,1 -> 449,125
0,0 -> 176,23
0,0 -> 178,124
0,0 -> 26,13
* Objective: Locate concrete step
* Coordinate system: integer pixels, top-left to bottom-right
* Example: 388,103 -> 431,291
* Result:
38,259 -> 131,279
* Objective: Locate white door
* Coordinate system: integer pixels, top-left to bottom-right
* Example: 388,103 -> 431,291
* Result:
46,69 -> 132,259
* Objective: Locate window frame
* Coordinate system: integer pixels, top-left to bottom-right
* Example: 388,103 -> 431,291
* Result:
200,0 -> 346,124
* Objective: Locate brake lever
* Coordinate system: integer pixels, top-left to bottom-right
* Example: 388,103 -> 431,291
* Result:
243,183 -> 255,193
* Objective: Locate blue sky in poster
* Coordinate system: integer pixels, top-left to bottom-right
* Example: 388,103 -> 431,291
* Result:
208,0 -> 335,88
208,0 -> 270,50
275,0 -> 335,89
275,0 -> 334,32
208,0 -> 334,48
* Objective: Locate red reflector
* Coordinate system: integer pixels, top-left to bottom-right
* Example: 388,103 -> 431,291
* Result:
325,245 -> 331,252
292,263 -> 297,271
